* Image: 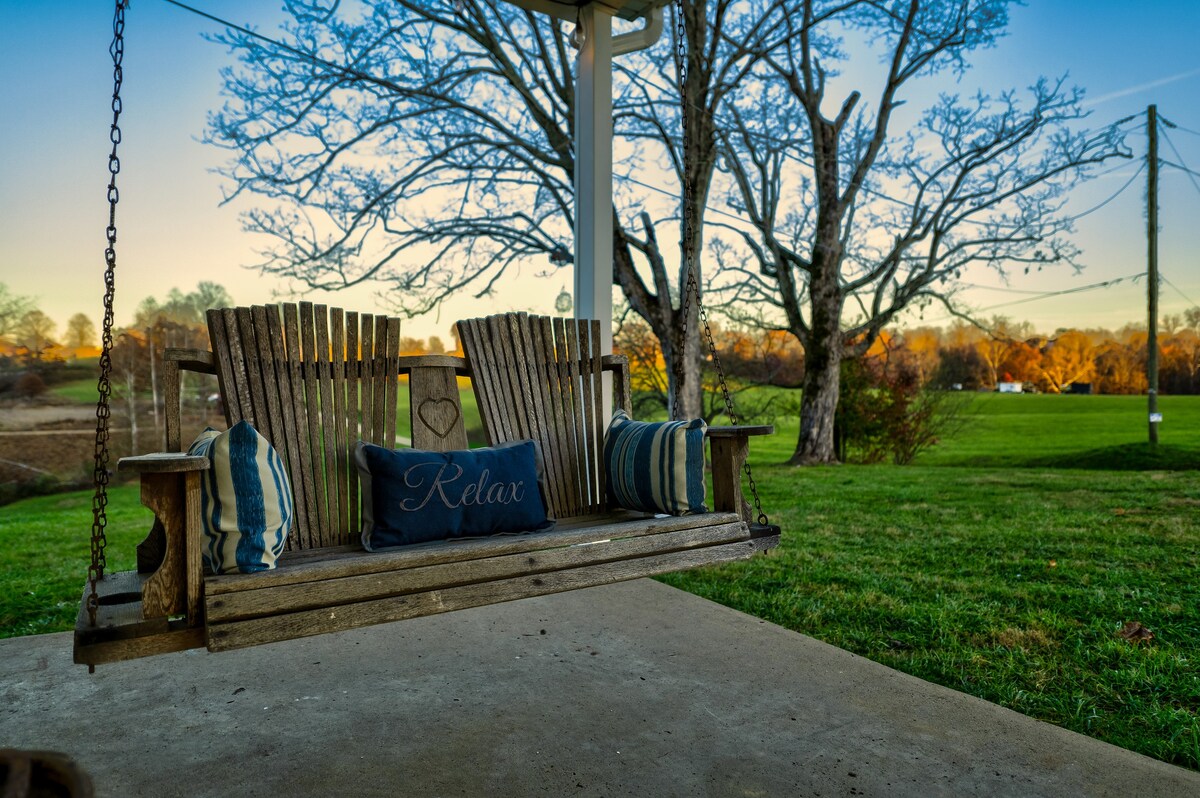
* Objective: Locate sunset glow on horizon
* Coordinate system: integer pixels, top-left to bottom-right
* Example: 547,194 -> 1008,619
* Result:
1,0 -> 1198,342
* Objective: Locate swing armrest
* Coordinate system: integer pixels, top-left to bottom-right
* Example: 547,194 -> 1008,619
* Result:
118,453 -> 210,474
108,453 -> 208,627
706,425 -> 773,526
706,425 -> 774,439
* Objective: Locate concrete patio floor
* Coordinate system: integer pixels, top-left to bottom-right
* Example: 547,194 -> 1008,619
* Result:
2,579 -> 1197,797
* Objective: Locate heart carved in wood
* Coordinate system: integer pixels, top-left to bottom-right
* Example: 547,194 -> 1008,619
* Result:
417,398 -> 461,439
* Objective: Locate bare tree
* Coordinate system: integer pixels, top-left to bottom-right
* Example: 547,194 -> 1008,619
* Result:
13,309 -> 58,365
0,283 -> 33,339
715,0 -> 1129,462
65,313 -> 97,350
206,0 -> 775,418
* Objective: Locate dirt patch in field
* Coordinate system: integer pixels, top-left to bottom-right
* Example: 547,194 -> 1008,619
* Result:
0,401 -> 98,431
0,398 -> 223,488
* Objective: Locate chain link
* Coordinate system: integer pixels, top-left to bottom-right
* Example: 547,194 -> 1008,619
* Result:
88,0 -> 128,626
671,0 -> 768,526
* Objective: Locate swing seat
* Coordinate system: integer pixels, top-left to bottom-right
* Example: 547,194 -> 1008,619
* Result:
74,305 -> 778,667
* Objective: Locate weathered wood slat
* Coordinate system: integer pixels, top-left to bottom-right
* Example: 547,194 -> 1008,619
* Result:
235,307 -> 271,429
88,306 -> 774,667
207,522 -> 749,623
330,308 -> 350,545
206,310 -> 231,420
371,314 -> 389,447
345,310 -> 361,537
409,366 -> 469,451
205,511 -> 741,594
530,317 -> 568,515
282,303 -> 317,549
315,305 -> 341,546
249,307 -> 284,458
73,571 -> 205,666
359,313 -> 375,447
206,538 -> 771,652
384,316 -> 401,449
561,318 -> 590,515
164,358 -> 182,452
484,314 -> 523,441
298,302 -> 330,543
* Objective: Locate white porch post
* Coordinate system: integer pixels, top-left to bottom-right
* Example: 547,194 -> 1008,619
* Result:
573,4 -> 614,357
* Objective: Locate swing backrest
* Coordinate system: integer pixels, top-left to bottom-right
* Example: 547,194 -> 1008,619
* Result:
456,312 -> 632,519
205,303 -> 469,551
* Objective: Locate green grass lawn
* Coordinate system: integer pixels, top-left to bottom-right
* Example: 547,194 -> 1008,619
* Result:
2,393 -> 1197,769
48,377 -> 103,404
916,393 -> 1200,469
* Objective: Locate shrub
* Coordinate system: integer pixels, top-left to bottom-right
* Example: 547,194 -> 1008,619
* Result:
836,354 -> 970,465
12,372 -> 46,399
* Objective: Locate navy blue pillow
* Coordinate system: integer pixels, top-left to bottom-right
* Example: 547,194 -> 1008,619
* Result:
354,440 -> 554,551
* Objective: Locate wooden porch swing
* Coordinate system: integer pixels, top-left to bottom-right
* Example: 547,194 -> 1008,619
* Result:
74,0 -> 779,669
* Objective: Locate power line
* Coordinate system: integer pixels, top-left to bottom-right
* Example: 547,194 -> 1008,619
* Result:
1162,160 -> 1200,179
620,174 -> 754,228
1059,161 -> 1145,222
956,282 -> 1061,295
916,272 -> 1145,326
158,0 -> 413,96
1158,129 -> 1200,200
1162,275 -> 1199,308
974,272 -> 1146,312
1161,120 -> 1200,138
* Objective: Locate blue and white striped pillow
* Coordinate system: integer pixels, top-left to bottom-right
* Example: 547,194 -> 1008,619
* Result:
188,420 -> 294,575
603,410 -> 707,516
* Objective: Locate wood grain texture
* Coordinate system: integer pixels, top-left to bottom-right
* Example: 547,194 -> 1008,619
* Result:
207,522 -> 749,623
330,307 -> 351,544
409,366 -> 469,451
283,303 -> 317,548
118,453 -> 209,473
164,358 -> 182,452
459,314 -> 622,519
359,313 -> 375,447
345,310 -> 361,538
315,305 -> 341,544
266,305 -> 308,549
138,473 -> 188,618
73,571 -> 205,666
299,302 -> 330,543
206,538 -> 766,652
710,434 -> 752,524
205,511 -> 741,594
199,302 -> 423,551
384,317 -> 401,449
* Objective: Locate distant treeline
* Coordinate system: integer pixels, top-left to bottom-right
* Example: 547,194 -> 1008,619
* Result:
614,311 -> 1200,396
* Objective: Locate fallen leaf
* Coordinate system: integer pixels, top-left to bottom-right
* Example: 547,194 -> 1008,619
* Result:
1117,621 -> 1154,644
1048,559 -> 1057,568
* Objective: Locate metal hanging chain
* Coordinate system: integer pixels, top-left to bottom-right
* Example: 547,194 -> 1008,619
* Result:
671,0 -> 768,527
88,0 -> 129,626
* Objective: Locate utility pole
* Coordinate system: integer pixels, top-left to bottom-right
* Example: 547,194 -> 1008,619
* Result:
1147,104 -> 1160,445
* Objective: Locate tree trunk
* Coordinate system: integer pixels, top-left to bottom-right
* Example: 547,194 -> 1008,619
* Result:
792,272 -> 843,464
665,307 -> 703,419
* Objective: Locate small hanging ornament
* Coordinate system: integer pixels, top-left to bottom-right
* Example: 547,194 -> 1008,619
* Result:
555,286 -> 573,314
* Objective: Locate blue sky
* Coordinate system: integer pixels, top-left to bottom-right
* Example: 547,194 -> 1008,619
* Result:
1,0 -> 1198,340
